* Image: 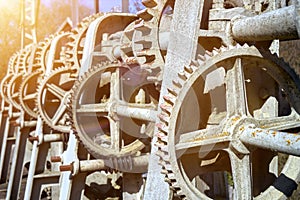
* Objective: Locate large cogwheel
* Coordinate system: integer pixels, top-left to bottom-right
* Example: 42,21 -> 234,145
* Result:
71,62 -> 158,160
64,13 -> 103,69
36,67 -> 78,133
157,45 -> 300,199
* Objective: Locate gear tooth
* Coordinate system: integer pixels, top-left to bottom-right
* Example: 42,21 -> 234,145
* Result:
158,113 -> 169,124
175,189 -> 187,198
220,45 -> 228,51
156,123 -> 168,135
178,71 -> 188,81
197,54 -> 206,61
172,80 -> 182,89
167,88 -> 178,97
164,178 -> 172,184
134,20 -> 151,32
184,65 -> 194,74
142,0 -> 158,7
212,49 -> 219,56
137,9 -> 154,21
213,47 -> 220,52
161,168 -> 168,174
163,95 -> 175,105
242,43 -> 249,47
205,50 -> 213,57
191,59 -> 200,67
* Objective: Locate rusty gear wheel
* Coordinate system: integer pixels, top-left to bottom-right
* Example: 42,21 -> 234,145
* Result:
0,74 -> 14,105
71,62 -> 158,160
64,13 -> 103,69
36,67 -> 78,133
19,70 -> 43,118
7,73 -> 25,110
157,45 -> 300,199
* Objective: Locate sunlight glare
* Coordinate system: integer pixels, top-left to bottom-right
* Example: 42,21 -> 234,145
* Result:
0,0 -> 10,9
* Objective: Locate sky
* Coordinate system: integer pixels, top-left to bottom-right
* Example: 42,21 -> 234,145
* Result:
42,0 -> 122,12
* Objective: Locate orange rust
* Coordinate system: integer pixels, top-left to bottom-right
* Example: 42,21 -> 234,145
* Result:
286,140 -> 291,145
272,132 -> 276,137
232,116 -> 240,122
252,132 -> 256,137
239,126 -> 244,131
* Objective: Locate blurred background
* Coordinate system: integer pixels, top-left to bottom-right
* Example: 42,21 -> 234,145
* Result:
0,0 -> 144,79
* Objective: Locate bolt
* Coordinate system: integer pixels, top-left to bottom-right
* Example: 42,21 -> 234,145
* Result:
60,164 -> 73,172
51,156 -> 62,163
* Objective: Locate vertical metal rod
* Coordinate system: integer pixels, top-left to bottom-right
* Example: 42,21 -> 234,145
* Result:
20,0 -> 25,49
94,0 -> 99,13
0,117 -> 11,179
5,126 -> 20,200
71,0 -> 79,28
23,118 -> 43,200
122,0 -> 129,13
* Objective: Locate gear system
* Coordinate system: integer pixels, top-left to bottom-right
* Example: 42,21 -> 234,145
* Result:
157,45 -> 300,199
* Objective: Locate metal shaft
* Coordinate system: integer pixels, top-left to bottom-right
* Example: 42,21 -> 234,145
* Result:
240,126 -> 300,156
116,104 -> 157,122
232,5 -> 299,41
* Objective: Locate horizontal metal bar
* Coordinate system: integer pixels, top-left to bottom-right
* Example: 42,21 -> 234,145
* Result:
43,134 -> 64,143
79,154 -> 149,173
116,104 -> 157,122
232,6 -> 299,41
239,126 -> 300,156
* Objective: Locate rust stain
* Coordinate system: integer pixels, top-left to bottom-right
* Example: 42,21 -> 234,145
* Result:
272,132 -> 276,137
232,116 -> 240,122
286,139 -> 291,145
239,126 -> 245,132
252,132 -> 256,137
296,138 -> 300,143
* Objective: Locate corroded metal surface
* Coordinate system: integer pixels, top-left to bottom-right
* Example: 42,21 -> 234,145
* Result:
0,0 -> 300,199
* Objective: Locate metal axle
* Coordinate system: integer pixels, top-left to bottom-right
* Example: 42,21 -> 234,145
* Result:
232,5 -> 299,41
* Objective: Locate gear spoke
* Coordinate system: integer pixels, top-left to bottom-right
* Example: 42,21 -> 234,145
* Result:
228,150 -> 252,199
226,57 -> 248,117
175,126 -> 228,152
23,93 -> 37,101
46,83 -> 66,99
76,103 -> 108,114
51,102 -> 67,126
12,92 -> 20,99
109,117 -> 121,151
257,109 -> 300,130
110,68 -> 120,101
